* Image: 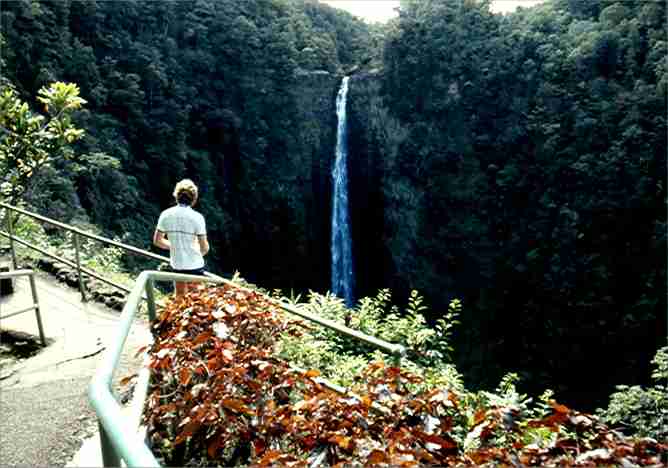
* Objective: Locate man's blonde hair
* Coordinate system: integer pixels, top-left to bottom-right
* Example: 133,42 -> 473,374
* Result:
173,179 -> 198,205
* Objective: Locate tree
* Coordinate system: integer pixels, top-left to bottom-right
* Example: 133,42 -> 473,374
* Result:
0,81 -> 86,204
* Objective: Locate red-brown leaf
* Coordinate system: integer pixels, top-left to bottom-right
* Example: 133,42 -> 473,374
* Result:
207,357 -> 219,370
179,367 -> 191,386
193,331 -> 212,345
328,434 -> 352,450
418,431 -> 457,450
367,449 -> 388,464
207,433 -> 222,458
134,345 -> 148,357
550,401 -> 571,414
473,409 -> 487,426
119,373 -> 137,386
177,419 -> 201,444
258,449 -> 281,464
253,438 -> 266,457
221,398 -> 252,415
158,403 -> 177,413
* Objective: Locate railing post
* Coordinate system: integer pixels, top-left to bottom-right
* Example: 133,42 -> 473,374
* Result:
98,421 -> 121,467
393,350 -> 402,369
7,212 -> 17,270
392,347 -> 404,390
145,278 -> 157,322
73,232 -> 87,302
28,273 -> 46,346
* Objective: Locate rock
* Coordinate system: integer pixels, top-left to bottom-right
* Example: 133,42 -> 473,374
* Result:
110,289 -> 126,299
295,68 -> 332,78
98,288 -> 115,297
105,296 -> 125,311
119,385 -> 135,404
65,273 -> 80,288
37,258 -> 56,273
0,262 -> 14,295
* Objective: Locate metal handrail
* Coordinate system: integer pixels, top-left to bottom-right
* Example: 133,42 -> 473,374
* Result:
0,202 -> 223,302
0,269 -> 46,345
0,202 -> 169,263
89,270 -> 406,467
1,232 -> 136,295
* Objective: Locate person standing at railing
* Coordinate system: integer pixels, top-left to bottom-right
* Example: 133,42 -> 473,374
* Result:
153,179 -> 210,297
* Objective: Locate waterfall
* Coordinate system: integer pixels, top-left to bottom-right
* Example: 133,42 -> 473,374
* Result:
331,76 -> 354,307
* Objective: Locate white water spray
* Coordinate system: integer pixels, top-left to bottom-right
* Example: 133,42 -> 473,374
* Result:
331,76 -> 354,306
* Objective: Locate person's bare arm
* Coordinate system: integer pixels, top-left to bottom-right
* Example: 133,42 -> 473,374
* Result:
153,230 -> 170,251
198,234 -> 209,256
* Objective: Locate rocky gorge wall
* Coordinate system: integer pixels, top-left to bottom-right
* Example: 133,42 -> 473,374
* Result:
345,72 -> 389,301
261,69 -> 340,293
296,69 -> 341,292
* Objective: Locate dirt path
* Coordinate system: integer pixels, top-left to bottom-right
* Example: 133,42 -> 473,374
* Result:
0,268 -> 151,467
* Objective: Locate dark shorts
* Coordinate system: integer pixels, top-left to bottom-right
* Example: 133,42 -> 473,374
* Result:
171,267 -> 205,276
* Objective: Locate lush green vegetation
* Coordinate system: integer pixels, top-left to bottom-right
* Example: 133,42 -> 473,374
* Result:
1,0 -> 665,417
349,0 -> 666,408
0,81 -> 86,204
9,212 -> 141,292
277,289 -> 462,390
596,346 -> 668,441
1,0 -> 378,282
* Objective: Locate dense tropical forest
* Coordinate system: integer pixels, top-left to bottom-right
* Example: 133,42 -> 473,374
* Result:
1,0 -> 666,414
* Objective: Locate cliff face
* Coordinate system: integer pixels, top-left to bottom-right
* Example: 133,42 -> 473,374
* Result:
282,70 -> 340,292
171,70 -> 341,295
346,72 -> 390,300
216,69 -> 341,293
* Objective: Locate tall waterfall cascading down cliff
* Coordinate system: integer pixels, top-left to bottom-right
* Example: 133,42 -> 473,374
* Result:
331,76 -> 354,307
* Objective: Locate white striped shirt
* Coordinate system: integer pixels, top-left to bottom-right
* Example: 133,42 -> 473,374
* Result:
156,205 -> 206,270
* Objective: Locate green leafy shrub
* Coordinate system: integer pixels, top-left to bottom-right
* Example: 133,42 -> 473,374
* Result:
59,230 -> 125,275
6,213 -> 50,262
0,82 -> 86,204
274,288 -> 463,394
596,346 -> 668,440
253,280 -> 662,462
